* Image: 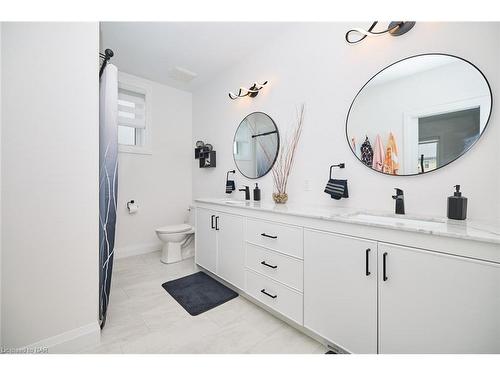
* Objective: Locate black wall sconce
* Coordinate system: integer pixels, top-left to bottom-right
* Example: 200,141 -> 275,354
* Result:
345,22 -> 416,44
228,81 -> 268,100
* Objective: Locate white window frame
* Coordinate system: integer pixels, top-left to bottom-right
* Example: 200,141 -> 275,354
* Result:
118,72 -> 153,155
402,95 -> 489,174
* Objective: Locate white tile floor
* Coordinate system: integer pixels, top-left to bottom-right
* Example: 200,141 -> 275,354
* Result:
81,250 -> 325,354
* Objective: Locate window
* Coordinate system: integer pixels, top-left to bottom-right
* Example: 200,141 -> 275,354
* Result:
117,73 -> 152,154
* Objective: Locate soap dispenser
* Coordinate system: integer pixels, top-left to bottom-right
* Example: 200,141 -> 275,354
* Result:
253,183 -> 261,201
447,185 -> 467,220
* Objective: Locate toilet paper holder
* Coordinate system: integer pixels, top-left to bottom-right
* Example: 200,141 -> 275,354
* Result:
127,200 -> 139,214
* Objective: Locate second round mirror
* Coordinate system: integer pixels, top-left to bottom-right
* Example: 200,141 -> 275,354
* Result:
233,112 -> 279,179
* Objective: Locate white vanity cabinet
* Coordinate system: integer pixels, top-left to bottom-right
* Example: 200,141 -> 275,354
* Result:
244,219 -> 304,324
378,243 -> 500,354
195,207 -> 218,273
195,207 -> 245,288
304,229 -> 378,354
195,199 -> 500,354
217,213 -> 245,289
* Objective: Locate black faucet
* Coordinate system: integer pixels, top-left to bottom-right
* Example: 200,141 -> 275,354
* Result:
239,186 -> 250,200
392,188 -> 405,215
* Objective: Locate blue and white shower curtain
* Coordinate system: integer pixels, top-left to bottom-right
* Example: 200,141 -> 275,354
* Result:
99,63 -> 118,328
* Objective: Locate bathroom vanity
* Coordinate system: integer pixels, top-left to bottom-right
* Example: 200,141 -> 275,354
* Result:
194,198 -> 500,354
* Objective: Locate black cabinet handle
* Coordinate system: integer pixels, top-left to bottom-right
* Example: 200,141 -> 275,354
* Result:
365,248 -> 371,276
260,289 -> 277,299
261,260 -> 278,269
383,252 -> 388,281
215,216 -> 219,231
211,215 -> 215,229
261,233 -> 277,239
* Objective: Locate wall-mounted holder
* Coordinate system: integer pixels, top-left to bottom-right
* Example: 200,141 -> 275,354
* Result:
194,141 -> 216,168
127,200 -> 139,214
225,170 -> 236,194
325,163 -> 348,200
329,163 -> 345,179
228,81 -> 268,100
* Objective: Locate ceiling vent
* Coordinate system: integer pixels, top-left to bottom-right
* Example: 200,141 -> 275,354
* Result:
169,66 -> 198,83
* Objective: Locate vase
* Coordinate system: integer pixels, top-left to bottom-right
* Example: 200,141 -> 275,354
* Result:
272,192 -> 288,204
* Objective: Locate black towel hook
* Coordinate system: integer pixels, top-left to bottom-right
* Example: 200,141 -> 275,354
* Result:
329,163 -> 345,179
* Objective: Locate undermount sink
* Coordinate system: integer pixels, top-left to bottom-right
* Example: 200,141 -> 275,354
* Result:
349,213 -> 446,229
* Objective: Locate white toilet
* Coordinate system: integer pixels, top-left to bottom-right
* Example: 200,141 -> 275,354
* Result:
155,208 -> 195,264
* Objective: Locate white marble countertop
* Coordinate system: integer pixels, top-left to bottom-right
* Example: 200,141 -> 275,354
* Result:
194,198 -> 500,245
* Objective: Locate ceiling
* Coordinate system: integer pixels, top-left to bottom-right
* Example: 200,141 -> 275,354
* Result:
100,22 -> 297,91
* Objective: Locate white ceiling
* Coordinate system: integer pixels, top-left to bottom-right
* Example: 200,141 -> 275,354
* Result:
100,22 -> 297,91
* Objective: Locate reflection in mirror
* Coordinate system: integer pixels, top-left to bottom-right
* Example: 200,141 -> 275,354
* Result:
346,54 -> 492,176
233,112 -> 279,179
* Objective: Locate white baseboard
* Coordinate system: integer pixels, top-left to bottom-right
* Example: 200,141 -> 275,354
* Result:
23,321 -> 100,354
114,242 -> 162,259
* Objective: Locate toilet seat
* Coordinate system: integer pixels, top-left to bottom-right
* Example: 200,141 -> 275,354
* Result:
156,223 -> 192,234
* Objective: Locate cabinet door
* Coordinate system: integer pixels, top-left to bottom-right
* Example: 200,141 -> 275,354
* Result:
195,208 -> 217,273
304,229 -> 378,353
217,212 -> 245,289
379,243 -> 500,353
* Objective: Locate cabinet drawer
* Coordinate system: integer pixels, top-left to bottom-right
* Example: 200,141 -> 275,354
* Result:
246,243 -> 303,291
245,269 -> 303,325
246,218 -> 303,258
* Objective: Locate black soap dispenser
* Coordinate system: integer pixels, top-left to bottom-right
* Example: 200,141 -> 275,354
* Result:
253,183 -> 261,201
447,185 -> 467,220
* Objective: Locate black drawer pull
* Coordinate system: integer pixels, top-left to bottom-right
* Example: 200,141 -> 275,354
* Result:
211,215 -> 215,229
365,248 -> 371,276
383,252 -> 388,281
261,260 -> 278,269
215,216 -> 220,231
260,289 -> 277,299
261,233 -> 277,239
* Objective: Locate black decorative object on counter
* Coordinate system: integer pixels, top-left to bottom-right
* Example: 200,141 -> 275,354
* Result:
392,188 -> 405,215
447,185 -> 467,220
194,141 -> 217,168
253,183 -> 261,201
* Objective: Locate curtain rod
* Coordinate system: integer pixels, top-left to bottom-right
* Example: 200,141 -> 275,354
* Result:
99,48 -> 114,78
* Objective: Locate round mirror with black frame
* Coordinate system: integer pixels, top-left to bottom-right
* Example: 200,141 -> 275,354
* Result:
233,112 -> 280,179
346,53 -> 492,176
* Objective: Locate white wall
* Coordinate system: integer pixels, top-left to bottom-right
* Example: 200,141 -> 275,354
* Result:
114,73 -> 192,258
192,22 -> 500,222
1,23 -> 100,349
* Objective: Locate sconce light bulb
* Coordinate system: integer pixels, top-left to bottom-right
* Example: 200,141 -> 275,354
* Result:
345,22 -> 414,44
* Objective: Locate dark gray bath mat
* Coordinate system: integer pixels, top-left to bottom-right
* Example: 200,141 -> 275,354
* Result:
162,272 -> 238,316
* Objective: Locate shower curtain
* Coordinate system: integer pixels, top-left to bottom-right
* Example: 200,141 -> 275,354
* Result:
99,63 -> 118,329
